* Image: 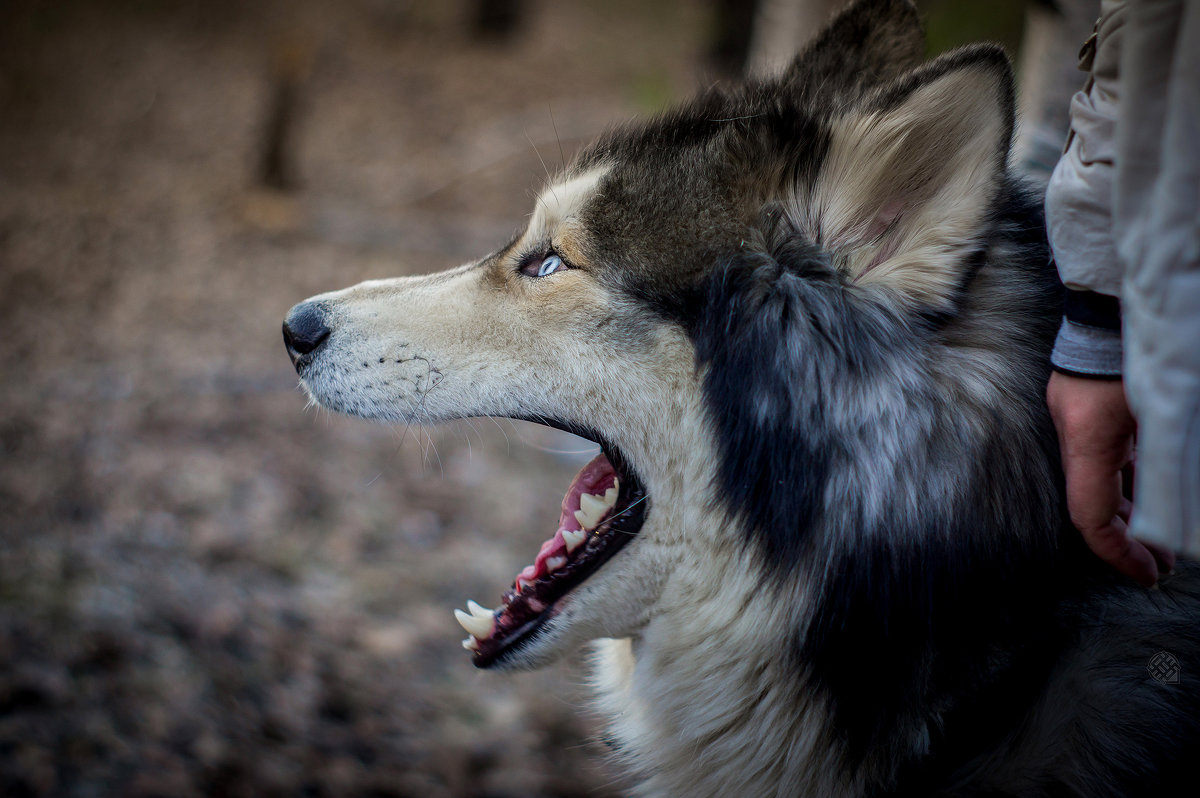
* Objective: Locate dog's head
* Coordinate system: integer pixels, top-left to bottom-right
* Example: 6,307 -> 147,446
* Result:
284,0 -> 1056,671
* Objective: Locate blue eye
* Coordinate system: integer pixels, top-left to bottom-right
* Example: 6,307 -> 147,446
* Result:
523,252 -> 566,278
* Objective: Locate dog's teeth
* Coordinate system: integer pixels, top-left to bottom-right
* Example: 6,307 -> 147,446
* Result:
467,600 -> 493,619
462,636 -> 479,651
546,555 -> 566,572
562,528 -> 586,552
574,496 -> 606,530
454,608 -> 494,639
603,485 -> 619,505
580,492 -> 608,517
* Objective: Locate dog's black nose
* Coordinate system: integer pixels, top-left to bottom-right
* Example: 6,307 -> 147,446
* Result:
283,301 -> 331,368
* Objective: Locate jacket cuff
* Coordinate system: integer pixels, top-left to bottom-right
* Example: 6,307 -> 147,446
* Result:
1050,316 -> 1123,378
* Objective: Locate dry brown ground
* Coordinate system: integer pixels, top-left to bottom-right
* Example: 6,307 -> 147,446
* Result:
0,1 -> 713,795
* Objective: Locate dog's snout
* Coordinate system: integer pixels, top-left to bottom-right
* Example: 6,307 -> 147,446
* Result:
282,301 -> 331,368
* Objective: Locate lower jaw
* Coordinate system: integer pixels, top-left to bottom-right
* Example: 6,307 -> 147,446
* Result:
459,443 -> 648,669
474,503 -> 644,667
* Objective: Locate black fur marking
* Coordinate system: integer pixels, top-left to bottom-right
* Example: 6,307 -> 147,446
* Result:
693,235 -> 846,569
781,0 -> 924,107
693,179 -> 1079,773
577,105 -> 831,335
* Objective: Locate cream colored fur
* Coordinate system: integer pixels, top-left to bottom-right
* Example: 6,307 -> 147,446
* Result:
299,166 -> 705,660
793,63 -> 1007,312
297,165 -> 868,795
293,66 -> 1009,792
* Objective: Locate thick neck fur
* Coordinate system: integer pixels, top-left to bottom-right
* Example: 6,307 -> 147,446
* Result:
589,182 -> 1062,797
587,380 -> 858,796
591,574 -> 858,798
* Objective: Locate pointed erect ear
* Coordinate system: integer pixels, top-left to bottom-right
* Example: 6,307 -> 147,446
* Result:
782,0 -> 924,102
797,45 -> 1016,311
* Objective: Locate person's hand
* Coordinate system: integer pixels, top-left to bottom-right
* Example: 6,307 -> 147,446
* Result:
1046,372 -> 1175,586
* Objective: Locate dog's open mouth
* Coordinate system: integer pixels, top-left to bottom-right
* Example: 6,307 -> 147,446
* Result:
453,441 -> 647,668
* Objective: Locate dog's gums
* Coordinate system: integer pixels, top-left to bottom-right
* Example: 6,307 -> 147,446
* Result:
454,449 -> 647,668
283,1 -> 1200,790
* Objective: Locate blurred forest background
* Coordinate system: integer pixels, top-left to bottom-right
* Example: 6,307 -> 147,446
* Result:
0,0 -> 1063,795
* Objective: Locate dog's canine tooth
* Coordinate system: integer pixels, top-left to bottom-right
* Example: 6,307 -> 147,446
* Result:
562,528 -> 587,552
454,608 -> 494,639
580,492 -> 608,518
282,0 -> 1200,785
467,600 -> 494,619
575,494 -> 609,530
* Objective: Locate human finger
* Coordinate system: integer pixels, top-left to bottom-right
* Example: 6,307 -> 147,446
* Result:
1077,519 -> 1159,587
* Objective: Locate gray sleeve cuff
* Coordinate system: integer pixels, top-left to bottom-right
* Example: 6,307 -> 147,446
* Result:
1050,317 -> 1123,377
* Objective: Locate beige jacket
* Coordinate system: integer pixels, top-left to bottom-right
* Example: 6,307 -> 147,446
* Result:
1045,0 -> 1200,555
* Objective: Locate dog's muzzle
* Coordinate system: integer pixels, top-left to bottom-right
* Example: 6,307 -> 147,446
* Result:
282,301 -> 331,371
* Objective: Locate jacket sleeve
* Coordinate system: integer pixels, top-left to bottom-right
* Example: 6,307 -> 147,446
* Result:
1044,1 -> 1129,377
1115,0 -> 1200,556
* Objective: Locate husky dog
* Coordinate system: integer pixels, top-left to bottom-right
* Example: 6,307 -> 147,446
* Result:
283,1 -> 1200,794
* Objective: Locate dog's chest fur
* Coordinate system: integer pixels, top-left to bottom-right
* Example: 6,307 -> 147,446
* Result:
591,595 -> 857,798
285,0 -> 1200,793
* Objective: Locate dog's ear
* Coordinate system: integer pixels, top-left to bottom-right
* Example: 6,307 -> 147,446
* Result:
795,45 -> 1015,312
781,0 -> 924,102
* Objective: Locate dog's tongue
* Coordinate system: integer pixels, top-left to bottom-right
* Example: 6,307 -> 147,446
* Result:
515,452 -> 618,588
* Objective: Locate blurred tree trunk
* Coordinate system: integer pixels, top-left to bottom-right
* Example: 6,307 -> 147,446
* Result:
746,0 -> 840,76
473,0 -> 524,41
259,34 -> 314,192
711,0 -> 760,75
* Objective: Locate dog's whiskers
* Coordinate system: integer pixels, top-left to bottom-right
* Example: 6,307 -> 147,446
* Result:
524,128 -> 559,204
381,383 -> 442,480
485,415 -> 513,454
548,103 -> 566,171
606,493 -> 649,533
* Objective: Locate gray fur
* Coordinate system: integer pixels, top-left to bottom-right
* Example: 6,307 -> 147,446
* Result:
285,1 -> 1200,794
